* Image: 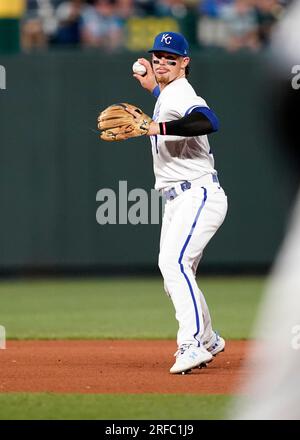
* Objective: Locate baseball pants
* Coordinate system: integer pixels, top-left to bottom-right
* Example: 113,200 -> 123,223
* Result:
158,179 -> 228,348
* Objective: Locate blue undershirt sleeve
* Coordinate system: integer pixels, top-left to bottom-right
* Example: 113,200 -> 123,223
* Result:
152,85 -> 160,99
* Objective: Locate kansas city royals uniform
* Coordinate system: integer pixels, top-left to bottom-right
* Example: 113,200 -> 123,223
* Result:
151,77 -> 228,350
141,31 -> 228,373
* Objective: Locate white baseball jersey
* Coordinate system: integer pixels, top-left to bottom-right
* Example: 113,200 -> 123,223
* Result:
150,77 -> 217,190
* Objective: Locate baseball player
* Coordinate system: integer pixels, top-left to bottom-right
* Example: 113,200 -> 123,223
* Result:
98,32 -> 228,374
134,32 -> 228,374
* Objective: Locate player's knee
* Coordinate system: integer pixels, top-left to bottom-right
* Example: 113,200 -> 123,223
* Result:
158,252 -> 178,279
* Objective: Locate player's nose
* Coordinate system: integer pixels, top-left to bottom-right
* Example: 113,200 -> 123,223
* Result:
159,57 -> 168,64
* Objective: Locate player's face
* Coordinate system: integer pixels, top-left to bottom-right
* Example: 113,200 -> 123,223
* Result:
152,52 -> 190,85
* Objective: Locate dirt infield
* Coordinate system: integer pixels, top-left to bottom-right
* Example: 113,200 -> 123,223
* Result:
0,340 -> 252,394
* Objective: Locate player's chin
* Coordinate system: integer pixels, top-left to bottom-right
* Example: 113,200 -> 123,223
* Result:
155,73 -> 169,83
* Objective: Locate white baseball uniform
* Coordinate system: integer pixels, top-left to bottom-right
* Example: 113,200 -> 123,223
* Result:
150,77 -> 228,348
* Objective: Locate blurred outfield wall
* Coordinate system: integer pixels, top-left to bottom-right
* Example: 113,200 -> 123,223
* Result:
0,51 -> 297,273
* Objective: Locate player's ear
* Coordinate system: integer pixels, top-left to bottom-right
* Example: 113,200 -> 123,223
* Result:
183,57 -> 190,66
180,57 -> 190,70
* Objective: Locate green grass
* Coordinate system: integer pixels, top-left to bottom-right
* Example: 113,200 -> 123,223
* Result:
0,276 -> 265,340
0,277 -> 261,420
0,393 -> 232,420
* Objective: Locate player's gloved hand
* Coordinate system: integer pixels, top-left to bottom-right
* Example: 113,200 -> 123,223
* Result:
97,103 -> 153,141
133,58 -> 158,94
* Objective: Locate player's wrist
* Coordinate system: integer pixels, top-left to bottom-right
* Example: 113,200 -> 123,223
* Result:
147,121 -> 160,136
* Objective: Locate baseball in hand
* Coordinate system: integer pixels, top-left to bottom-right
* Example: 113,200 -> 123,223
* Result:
132,61 -> 147,76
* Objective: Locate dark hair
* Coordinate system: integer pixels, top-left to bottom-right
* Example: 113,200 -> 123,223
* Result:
185,63 -> 190,77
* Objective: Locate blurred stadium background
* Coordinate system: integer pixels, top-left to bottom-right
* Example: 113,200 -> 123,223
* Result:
0,0 -> 297,276
0,0 -> 298,420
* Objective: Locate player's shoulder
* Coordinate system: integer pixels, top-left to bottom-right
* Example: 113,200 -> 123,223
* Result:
175,79 -> 208,105
173,80 -> 208,106
178,77 -> 199,93
159,78 -> 209,118
162,78 -> 195,101
183,79 -> 207,102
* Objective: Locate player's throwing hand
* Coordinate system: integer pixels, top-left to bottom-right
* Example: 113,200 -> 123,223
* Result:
133,58 -> 157,94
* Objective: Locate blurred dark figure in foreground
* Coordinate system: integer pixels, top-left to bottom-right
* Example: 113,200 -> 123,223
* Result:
230,0 -> 300,420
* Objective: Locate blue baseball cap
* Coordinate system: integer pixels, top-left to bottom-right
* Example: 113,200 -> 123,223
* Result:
148,32 -> 189,57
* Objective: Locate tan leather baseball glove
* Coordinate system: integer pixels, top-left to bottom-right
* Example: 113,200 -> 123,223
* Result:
97,103 -> 153,141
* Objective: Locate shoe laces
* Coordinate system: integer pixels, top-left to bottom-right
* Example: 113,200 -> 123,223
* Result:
174,344 -> 192,357
204,331 -> 219,348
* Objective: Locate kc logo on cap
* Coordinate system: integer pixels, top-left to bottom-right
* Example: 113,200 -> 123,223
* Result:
148,31 -> 189,57
161,34 -> 172,45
